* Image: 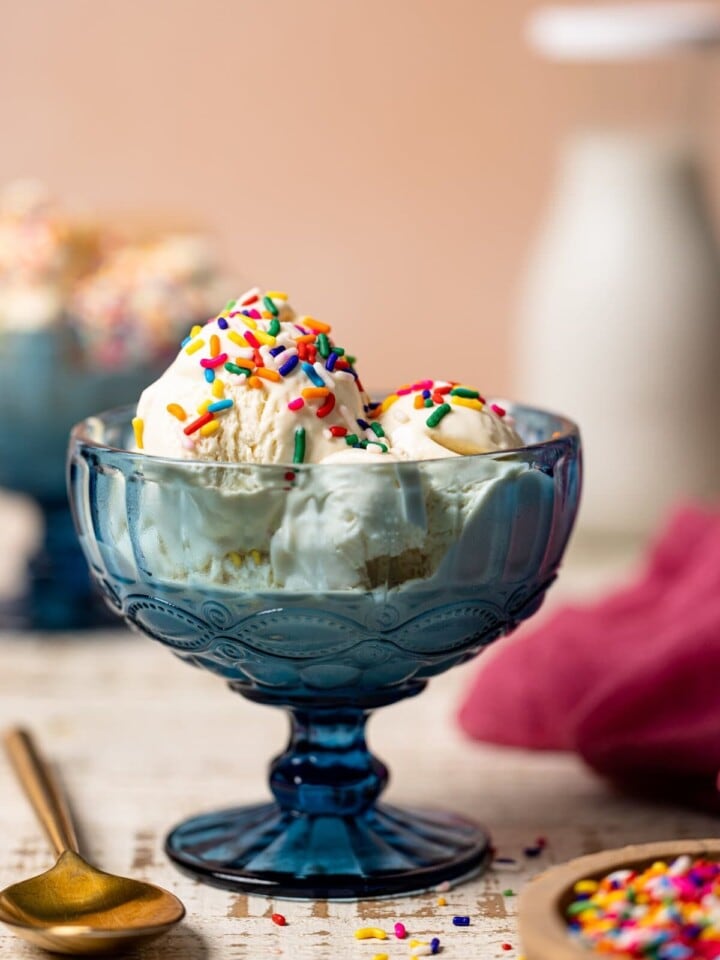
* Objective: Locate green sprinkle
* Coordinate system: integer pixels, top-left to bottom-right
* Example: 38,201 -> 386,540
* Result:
293,427 -> 306,464
450,387 -> 480,399
366,440 -> 389,453
317,333 -> 330,358
567,901 -> 598,916
345,433 -> 359,446
346,354 -> 356,364
224,299 -> 236,311
370,422 -> 385,438
268,318 -> 280,337
263,295 -> 279,316
424,397 -> 433,407
503,889 -> 515,897
426,403 -> 451,428
225,362 -> 249,376
332,346 -> 345,357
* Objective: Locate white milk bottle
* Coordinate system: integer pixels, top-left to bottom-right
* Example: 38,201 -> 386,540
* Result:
515,3 -> 720,539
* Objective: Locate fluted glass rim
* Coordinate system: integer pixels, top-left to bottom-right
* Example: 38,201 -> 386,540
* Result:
69,402 -> 580,472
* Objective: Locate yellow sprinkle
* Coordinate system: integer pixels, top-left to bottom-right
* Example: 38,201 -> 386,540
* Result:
190,324 -> 202,338
253,329 -> 277,346
413,394 -> 424,409
451,396 -> 484,411
379,394 -> 399,414
228,551 -> 243,568
574,880 -> 599,894
185,338 -> 204,355
302,387 -> 330,399
131,417 -> 144,449
299,315 -> 331,334
166,403 -> 186,421
247,376 -> 263,389
250,549 -> 261,565
197,398 -> 212,414
210,333 -> 221,358
437,896 -> 447,906
372,955 -> 389,960
409,940 -> 426,948
241,315 -> 258,330
200,420 -> 220,438
354,928 -> 387,941
265,290 -> 288,299
211,379 -> 225,399
255,367 -> 282,383
228,330 -> 249,348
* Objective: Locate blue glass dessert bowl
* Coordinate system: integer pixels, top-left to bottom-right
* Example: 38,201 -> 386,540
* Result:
68,403 -> 581,899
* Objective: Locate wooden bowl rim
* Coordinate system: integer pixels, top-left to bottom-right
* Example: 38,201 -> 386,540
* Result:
518,838 -> 720,960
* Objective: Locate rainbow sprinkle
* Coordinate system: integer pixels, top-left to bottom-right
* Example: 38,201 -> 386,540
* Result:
567,856 -> 720,958
426,403 -> 451,428
293,427 -> 306,464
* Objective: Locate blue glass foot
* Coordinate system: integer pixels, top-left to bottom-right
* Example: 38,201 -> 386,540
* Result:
0,498 -> 118,632
165,706 -> 491,899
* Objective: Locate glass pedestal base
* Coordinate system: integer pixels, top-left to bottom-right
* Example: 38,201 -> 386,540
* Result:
165,801 -> 491,899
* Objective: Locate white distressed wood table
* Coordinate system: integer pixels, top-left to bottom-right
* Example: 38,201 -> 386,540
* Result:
1,495 -> 716,960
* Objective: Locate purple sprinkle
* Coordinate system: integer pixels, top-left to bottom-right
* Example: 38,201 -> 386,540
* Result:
356,418 -> 369,429
524,846 -> 542,858
325,351 -> 338,371
278,355 -> 299,377
294,323 -> 311,335
217,317 -> 229,329
422,389 -> 431,398
269,345 -> 286,357
430,937 -> 440,955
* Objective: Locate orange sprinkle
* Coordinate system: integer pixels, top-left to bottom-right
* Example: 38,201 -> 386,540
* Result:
228,331 -> 249,348
413,394 -> 424,409
261,310 -> 272,319
294,334 -> 316,344
210,334 -> 221,358
255,367 -> 281,382
299,316 -> 331,334
247,376 -> 263,389
302,387 -> 330,399
166,403 -> 187,421
232,357 -> 255,370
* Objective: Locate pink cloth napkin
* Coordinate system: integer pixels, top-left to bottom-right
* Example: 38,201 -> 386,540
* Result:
457,504 -> 720,798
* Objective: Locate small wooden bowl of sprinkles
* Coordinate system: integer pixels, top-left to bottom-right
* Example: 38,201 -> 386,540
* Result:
518,839 -> 720,960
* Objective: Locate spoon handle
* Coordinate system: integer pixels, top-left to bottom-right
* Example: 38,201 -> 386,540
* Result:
4,728 -> 80,857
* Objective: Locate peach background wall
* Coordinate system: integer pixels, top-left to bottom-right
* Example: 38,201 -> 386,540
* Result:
1,0 -> 718,395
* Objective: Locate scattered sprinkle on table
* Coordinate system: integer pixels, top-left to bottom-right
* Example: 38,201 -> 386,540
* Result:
270,912 -> 286,926
393,921 -> 407,939
452,915 -> 470,926
354,926 -> 387,940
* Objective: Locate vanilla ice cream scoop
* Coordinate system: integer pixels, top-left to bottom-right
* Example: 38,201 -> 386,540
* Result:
377,381 -> 523,460
135,288 -> 389,464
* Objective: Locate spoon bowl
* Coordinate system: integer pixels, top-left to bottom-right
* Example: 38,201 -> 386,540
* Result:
0,730 -> 185,955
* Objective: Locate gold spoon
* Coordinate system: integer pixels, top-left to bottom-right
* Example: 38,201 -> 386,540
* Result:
0,728 -> 185,955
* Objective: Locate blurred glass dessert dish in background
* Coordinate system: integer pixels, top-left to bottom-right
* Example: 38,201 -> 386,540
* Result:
69,288 -> 582,898
0,180 -> 225,630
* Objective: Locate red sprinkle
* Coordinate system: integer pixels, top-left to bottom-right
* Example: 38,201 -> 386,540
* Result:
200,354 -> 228,369
183,412 -> 214,435
244,331 -> 261,349
253,348 -> 264,367
329,425 -> 347,437
491,403 -> 506,417
288,398 -> 304,411
316,393 -> 336,418
306,345 -> 317,364
240,293 -> 259,305
411,380 -> 434,391
434,384 -> 452,395
284,471 -> 295,482
431,392 -> 444,404
297,342 -> 309,361
501,944 -> 512,951
271,913 -> 287,926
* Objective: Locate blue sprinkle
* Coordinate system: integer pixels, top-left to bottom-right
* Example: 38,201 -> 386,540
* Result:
430,937 -> 440,955
302,362 -> 325,387
356,418 -> 369,430
452,916 -> 470,927
524,846 -> 542,858
217,317 -> 229,329
208,399 -> 233,413
204,368 -> 215,383
278,354 -> 299,377
325,351 -> 338,372
181,335 -> 191,347
368,401 -> 381,410
422,389 -> 431,399
269,345 -> 286,357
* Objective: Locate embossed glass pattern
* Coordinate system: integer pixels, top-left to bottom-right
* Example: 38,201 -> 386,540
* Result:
68,404 -> 581,898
